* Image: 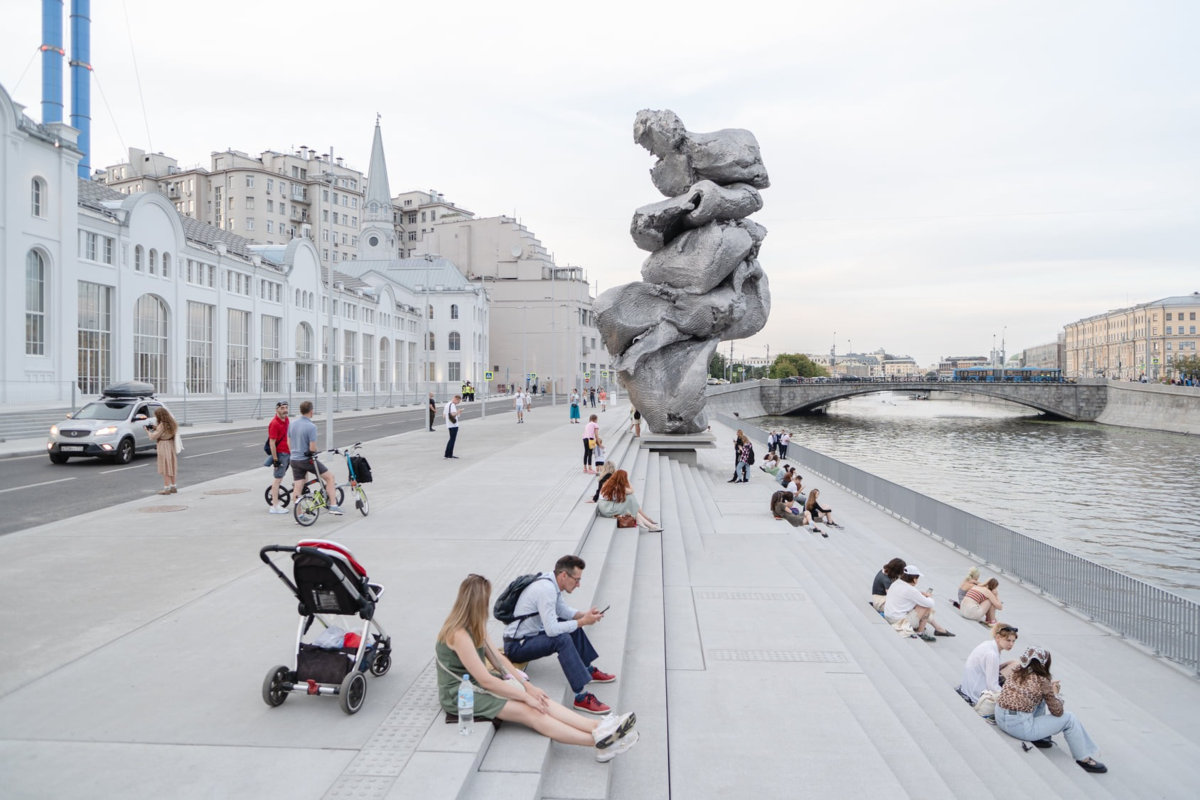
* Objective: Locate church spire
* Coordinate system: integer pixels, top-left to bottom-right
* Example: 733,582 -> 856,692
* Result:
365,115 -> 393,221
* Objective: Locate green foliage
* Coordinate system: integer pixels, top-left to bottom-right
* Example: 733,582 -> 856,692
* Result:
1174,354 -> 1200,378
709,351 -> 727,379
769,353 -> 829,379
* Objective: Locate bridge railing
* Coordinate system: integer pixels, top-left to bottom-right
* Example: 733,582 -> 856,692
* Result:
719,413 -> 1200,676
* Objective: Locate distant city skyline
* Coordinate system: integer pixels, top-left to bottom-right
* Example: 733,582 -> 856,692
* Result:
3,0 -> 1197,366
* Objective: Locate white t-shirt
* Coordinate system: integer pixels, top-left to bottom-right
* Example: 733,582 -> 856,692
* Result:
785,481 -> 799,495
781,433 -> 791,446
883,580 -> 935,621
960,639 -> 1002,704
515,394 -> 524,409
445,401 -> 459,429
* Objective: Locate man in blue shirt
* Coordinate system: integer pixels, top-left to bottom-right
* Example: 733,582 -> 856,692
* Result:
502,554 -> 616,714
288,401 -> 343,515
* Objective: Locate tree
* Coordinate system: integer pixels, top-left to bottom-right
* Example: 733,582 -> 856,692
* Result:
1174,354 -> 1200,380
769,353 -> 829,379
709,351 -> 727,380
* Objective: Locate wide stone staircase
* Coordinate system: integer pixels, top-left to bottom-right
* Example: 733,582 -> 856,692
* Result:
339,417 -> 1200,799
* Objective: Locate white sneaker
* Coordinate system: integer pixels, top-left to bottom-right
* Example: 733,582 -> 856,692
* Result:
593,711 -> 636,749
268,506 -> 288,515
327,506 -> 344,516
596,730 -> 639,762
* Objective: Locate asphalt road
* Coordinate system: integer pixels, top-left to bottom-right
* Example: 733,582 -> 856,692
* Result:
0,400 -> 515,537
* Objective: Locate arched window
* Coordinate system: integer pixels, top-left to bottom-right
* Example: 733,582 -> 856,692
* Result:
134,245 -> 144,272
162,253 -> 171,278
25,250 -> 47,355
149,249 -> 158,276
450,304 -> 459,319
428,304 -> 434,319
133,294 -> 169,391
295,289 -> 301,306
295,322 -> 314,392
448,331 -> 461,351
426,331 -> 435,351
31,178 -> 46,217
307,292 -> 313,310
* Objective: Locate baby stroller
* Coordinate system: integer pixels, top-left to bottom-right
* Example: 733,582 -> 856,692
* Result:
259,539 -> 393,714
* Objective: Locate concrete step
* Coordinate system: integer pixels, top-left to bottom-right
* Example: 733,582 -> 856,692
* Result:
668,460 -> 706,558
676,463 -> 717,538
801,535 -> 1114,800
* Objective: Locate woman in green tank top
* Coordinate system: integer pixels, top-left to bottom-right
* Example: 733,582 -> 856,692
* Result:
435,574 -> 640,762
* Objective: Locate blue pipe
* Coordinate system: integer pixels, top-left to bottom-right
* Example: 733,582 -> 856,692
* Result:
70,0 -> 91,178
41,0 -> 64,124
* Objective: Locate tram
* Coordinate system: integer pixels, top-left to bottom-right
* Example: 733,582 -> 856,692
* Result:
951,367 -> 1064,383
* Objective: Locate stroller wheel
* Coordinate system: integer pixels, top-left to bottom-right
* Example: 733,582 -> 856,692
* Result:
370,647 -> 392,677
262,665 -> 291,707
340,671 -> 367,714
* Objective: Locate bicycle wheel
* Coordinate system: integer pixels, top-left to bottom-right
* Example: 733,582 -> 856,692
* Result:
353,486 -> 369,516
264,485 -> 292,509
294,494 -> 320,527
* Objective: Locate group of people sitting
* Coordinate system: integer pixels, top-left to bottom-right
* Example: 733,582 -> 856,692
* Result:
868,557 -> 1108,774
749,435 -> 838,538
435,557 -> 639,763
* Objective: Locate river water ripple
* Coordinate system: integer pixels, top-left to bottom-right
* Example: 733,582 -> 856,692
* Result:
753,394 -> 1200,601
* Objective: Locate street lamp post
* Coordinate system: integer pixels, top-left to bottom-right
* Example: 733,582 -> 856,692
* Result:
322,150 -> 337,448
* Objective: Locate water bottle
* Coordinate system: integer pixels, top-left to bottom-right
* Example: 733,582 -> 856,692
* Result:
457,674 -> 474,735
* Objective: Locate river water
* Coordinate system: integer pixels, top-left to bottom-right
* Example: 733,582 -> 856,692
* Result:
753,393 -> 1200,601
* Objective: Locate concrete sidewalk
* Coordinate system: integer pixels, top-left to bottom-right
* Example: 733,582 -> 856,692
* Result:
0,396 -> 621,799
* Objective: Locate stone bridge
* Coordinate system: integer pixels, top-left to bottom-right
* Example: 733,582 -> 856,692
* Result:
705,379 -> 1109,421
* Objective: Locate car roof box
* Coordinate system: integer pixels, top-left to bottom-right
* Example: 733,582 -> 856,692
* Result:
101,381 -> 157,399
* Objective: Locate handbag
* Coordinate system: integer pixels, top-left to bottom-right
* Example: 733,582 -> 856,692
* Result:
616,514 -> 638,528
587,438 -> 596,450
974,689 -> 1000,718
175,433 -> 184,454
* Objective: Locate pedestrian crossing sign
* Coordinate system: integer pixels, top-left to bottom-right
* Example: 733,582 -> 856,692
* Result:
601,370 -> 609,379
584,372 -> 591,381
484,371 -> 493,381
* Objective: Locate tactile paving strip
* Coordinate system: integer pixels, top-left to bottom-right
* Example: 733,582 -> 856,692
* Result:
502,471 -> 577,540
322,661 -> 441,799
708,649 -> 849,663
695,591 -> 808,602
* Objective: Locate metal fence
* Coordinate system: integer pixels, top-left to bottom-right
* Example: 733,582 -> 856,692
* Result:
718,413 -> 1200,676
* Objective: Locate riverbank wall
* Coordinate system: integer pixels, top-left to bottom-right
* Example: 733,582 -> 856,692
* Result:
1094,379 -> 1200,435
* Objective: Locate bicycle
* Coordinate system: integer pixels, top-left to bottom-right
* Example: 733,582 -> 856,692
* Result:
292,443 -> 368,526
264,478 -> 344,510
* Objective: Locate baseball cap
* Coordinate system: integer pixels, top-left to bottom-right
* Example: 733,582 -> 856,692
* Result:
903,565 -> 922,576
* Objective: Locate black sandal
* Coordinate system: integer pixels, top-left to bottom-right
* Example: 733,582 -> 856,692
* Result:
1076,758 -> 1107,773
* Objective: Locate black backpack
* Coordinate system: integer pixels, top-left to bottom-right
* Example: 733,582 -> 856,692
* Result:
746,444 -> 756,465
349,454 -> 373,483
493,574 -> 553,624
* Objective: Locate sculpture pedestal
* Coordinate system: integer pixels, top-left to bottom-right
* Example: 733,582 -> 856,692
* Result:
638,432 -> 716,467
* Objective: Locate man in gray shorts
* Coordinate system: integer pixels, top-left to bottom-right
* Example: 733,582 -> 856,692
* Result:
288,401 -> 343,515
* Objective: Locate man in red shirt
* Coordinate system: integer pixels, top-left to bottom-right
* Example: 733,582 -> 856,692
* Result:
267,402 -> 291,514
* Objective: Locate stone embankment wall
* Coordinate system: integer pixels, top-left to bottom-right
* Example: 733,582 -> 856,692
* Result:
1095,380 -> 1200,435
703,381 -> 768,420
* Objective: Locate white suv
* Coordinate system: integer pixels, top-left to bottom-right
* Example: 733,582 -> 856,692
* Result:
47,382 -> 169,465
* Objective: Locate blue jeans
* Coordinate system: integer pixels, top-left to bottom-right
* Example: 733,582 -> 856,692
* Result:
996,701 -> 1099,761
736,462 -> 749,481
504,627 -> 599,694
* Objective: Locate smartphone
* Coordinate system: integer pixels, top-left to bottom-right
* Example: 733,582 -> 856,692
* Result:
599,605 -> 611,614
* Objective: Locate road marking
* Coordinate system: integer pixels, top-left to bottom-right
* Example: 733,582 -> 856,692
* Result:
0,477 -> 77,494
362,424 -> 382,428
99,464 -> 148,474
183,448 -> 233,459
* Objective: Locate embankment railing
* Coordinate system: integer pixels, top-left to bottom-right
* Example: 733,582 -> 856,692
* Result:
718,413 -> 1200,676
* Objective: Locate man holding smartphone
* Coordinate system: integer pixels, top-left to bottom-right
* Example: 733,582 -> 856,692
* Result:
502,554 -> 617,715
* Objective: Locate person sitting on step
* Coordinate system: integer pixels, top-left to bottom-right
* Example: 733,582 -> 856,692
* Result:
437,574 -> 638,762
775,464 -> 792,487
994,646 -> 1107,774
870,558 -> 906,612
501,555 -> 620,716
805,488 -> 838,527
597,470 -> 662,532
760,451 -> 780,475
883,564 -> 955,641
957,622 -> 1020,706
586,462 -> 617,504
770,490 -> 812,528
956,566 -> 981,606
959,578 -> 1004,626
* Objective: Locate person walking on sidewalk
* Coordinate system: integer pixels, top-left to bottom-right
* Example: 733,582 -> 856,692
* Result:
147,407 -> 179,494
444,394 -> 461,459
437,574 -> 638,762
569,389 -> 581,423
428,392 -> 438,432
266,401 -> 291,514
502,555 -> 621,715
288,401 -> 342,516
599,389 -> 607,412
514,389 -> 526,424
583,414 -> 600,474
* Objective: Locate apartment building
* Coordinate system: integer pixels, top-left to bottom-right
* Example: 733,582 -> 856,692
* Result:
101,146 -> 365,270
1063,294 -> 1200,380
392,189 -> 473,258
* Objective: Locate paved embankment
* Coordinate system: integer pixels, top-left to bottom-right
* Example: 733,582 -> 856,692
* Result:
1096,379 -> 1200,434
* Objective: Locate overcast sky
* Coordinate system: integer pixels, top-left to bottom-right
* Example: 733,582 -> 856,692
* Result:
4,0 -> 1198,366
